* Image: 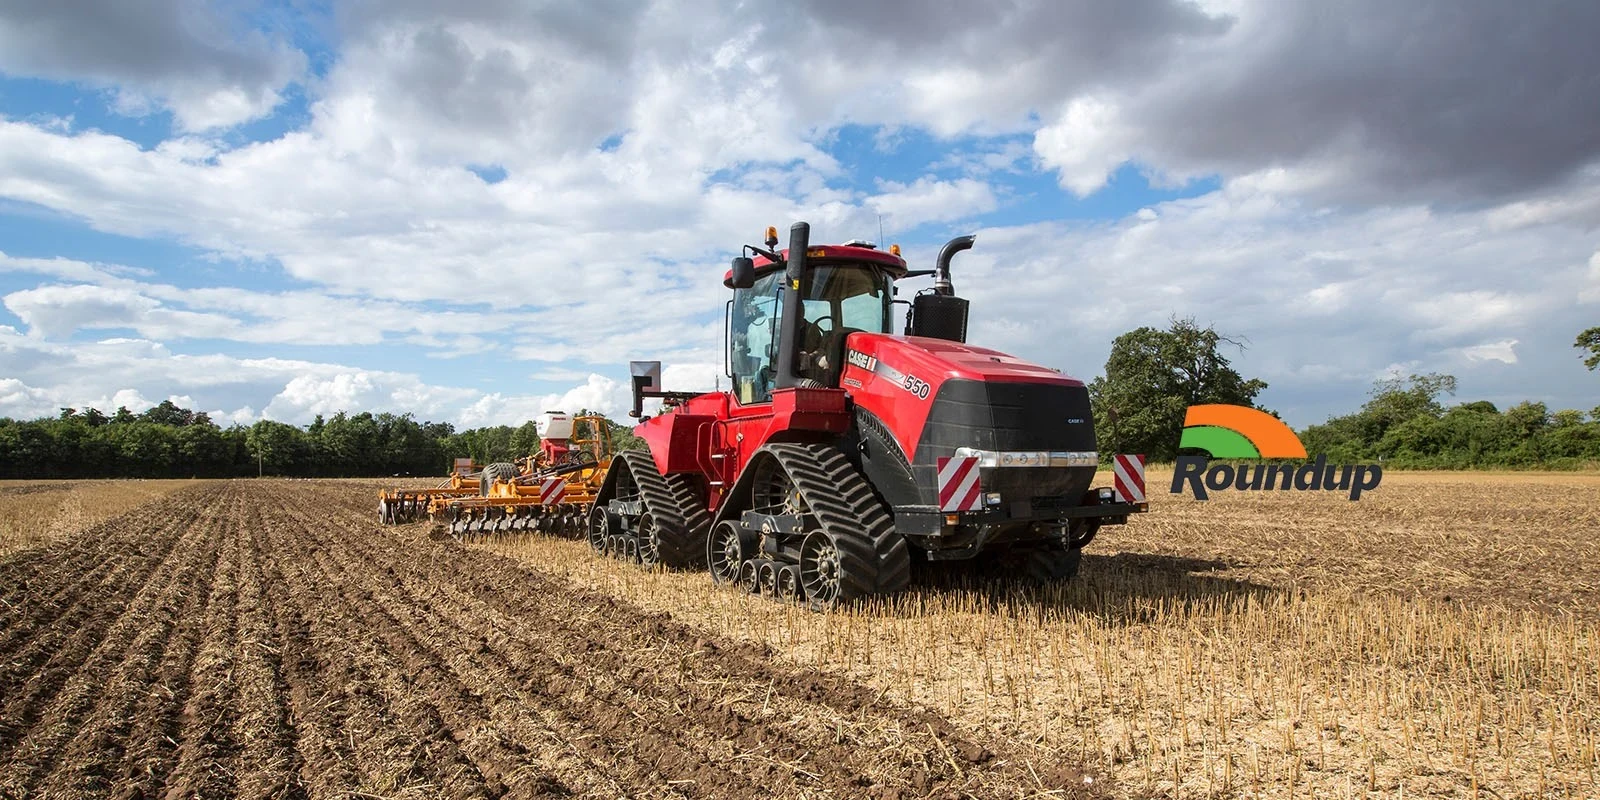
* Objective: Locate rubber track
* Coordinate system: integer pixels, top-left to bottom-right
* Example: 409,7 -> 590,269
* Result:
617,451 -> 709,569
764,443 -> 911,599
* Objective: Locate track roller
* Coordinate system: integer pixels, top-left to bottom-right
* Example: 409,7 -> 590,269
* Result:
776,564 -> 803,603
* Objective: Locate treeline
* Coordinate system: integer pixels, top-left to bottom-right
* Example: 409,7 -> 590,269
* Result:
1091,319 -> 1600,469
0,400 -> 641,479
1300,373 -> 1600,469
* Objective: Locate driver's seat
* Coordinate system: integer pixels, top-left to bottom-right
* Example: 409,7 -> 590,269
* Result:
801,325 -> 864,387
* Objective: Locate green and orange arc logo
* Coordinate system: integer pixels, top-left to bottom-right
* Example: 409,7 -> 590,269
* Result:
1178,404 -> 1308,459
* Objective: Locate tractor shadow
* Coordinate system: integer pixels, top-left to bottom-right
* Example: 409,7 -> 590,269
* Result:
898,551 -> 1280,627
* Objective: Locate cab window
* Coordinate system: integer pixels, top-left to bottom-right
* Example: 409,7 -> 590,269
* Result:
730,270 -> 783,404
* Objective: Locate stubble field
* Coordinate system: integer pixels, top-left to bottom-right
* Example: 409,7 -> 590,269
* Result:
0,471 -> 1596,799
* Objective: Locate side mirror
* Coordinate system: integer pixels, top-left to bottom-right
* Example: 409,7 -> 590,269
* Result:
729,256 -> 755,289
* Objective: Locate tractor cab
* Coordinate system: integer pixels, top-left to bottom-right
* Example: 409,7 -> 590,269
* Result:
727,252 -> 896,404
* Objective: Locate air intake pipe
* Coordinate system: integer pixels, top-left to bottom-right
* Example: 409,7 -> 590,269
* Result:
911,234 -> 976,343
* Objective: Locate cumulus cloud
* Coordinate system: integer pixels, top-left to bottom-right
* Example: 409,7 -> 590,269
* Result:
0,0 -> 306,129
949,181 -> 1599,424
1456,340 -> 1520,365
0,327 -> 605,427
1,0 -> 1598,430
867,177 -> 998,227
1030,0 -> 1600,204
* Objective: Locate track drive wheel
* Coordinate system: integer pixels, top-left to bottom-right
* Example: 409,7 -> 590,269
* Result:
611,451 -> 710,569
708,520 -> 753,585
587,505 -> 619,553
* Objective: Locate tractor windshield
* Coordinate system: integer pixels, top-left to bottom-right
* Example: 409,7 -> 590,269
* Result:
796,264 -> 891,386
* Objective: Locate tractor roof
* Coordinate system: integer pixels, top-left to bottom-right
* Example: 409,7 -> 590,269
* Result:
722,244 -> 908,287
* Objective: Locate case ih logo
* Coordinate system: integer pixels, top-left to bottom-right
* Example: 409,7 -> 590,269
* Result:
1173,404 -> 1382,501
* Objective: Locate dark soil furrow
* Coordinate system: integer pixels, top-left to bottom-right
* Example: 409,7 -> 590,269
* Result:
150,490 -> 245,800
293,513 -> 678,799
0,485 -> 234,794
227,500 -> 305,800
27,489 -> 240,797
0,486 -> 207,635
0,498 -> 200,687
256,506 -> 497,800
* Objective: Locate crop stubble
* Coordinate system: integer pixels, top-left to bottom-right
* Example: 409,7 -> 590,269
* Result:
0,481 -> 1088,799
488,470 -> 1600,800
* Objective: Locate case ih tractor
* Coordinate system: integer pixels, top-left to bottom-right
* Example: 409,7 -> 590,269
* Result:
589,222 -> 1146,608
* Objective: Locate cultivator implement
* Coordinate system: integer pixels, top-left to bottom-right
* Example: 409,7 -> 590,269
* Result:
385,412 -> 615,543
378,458 -> 481,524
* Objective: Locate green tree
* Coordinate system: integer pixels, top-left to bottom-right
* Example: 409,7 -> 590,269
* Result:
1088,318 -> 1269,460
246,420 -> 311,475
176,422 -> 232,476
1577,326 -> 1600,370
142,399 -> 194,427
510,420 -> 542,459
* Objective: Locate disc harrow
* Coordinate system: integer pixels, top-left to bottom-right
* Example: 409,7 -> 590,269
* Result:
440,501 -> 590,544
380,488 -> 474,524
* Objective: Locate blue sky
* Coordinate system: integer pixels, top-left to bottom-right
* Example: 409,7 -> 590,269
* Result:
1,0 -> 1597,429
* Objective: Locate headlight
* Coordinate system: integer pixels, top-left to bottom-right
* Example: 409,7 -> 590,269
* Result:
954,448 -> 1098,468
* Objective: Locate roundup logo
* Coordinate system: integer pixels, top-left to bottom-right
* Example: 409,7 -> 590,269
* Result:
1173,404 -> 1382,501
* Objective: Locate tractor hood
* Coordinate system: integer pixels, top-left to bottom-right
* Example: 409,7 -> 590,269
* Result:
840,332 -> 1098,507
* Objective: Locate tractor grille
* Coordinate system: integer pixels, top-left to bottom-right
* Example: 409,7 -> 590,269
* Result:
911,379 -> 1097,508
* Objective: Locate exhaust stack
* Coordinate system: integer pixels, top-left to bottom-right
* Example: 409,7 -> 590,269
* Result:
911,234 -> 976,343
933,234 -> 976,296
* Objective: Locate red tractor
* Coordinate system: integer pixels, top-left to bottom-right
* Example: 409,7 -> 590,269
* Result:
589,222 -> 1147,608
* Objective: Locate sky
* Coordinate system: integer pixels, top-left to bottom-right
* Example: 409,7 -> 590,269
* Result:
0,0 -> 1597,431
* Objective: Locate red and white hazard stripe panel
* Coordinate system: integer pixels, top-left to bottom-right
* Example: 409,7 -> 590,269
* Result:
1113,454 -> 1146,503
936,456 -> 983,512
538,477 -> 566,505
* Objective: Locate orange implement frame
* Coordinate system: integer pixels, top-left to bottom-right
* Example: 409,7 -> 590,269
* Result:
434,414 -> 614,541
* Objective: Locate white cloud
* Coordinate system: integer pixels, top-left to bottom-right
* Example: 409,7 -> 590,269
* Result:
949,181 -> 1598,424
1033,97 -> 1135,195
867,177 -> 997,228
0,378 -> 55,420
1582,251 -> 1600,304
0,0 -> 306,130
1456,340 -> 1520,364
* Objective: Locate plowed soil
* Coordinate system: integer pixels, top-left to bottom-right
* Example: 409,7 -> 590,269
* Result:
0,481 -> 1092,799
